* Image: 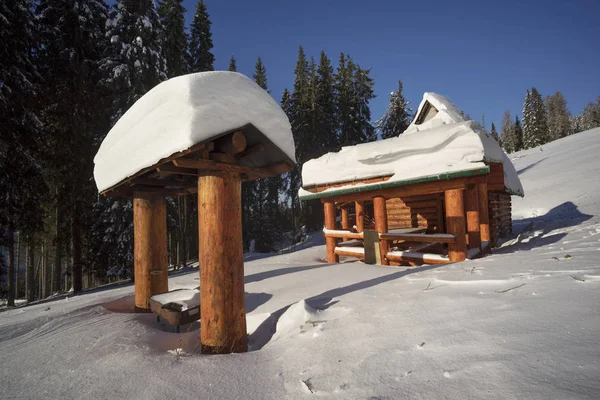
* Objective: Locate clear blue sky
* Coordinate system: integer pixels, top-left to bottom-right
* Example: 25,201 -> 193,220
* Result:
182,0 -> 599,130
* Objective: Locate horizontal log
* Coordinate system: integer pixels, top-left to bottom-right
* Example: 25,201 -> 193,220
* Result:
236,143 -> 265,160
173,158 -> 290,180
385,251 -> 451,265
334,247 -> 365,259
387,199 -> 439,208
323,230 -> 364,240
379,232 -> 455,244
387,211 -> 438,218
155,165 -> 199,176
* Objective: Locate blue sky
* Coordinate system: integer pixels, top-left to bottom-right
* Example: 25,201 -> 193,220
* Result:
180,0 -> 599,131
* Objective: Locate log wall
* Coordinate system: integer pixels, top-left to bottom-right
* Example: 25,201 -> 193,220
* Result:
386,194 -> 443,232
488,192 -> 512,245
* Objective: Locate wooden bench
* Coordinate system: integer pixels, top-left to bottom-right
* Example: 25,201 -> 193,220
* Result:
149,288 -> 200,333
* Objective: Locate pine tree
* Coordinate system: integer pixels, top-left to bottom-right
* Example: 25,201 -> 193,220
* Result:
581,96 -> 600,131
315,51 -> 338,151
334,54 -> 376,146
189,0 -> 214,72
228,56 -> 237,72
250,57 -> 281,251
38,0 -> 110,293
514,116 -> 524,152
377,80 -> 411,139
545,91 -> 571,140
522,87 -> 549,149
157,0 -> 189,77
0,0 -> 45,304
501,110 -> 515,153
490,122 -> 499,142
102,0 -> 167,122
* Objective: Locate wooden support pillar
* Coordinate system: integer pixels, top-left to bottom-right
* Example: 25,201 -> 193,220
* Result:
323,200 -> 339,263
341,207 -> 349,230
133,192 -> 168,311
198,171 -> 247,354
373,196 -> 389,265
444,189 -> 467,262
477,183 -> 491,253
465,184 -> 481,255
355,201 -> 365,232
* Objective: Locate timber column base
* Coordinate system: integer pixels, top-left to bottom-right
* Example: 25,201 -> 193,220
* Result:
444,189 -> 467,262
133,193 -> 168,311
198,171 -> 248,354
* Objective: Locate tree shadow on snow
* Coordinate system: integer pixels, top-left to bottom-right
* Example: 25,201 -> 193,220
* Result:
517,157 -> 547,175
494,201 -> 593,254
245,263 -> 333,284
249,264 -> 441,351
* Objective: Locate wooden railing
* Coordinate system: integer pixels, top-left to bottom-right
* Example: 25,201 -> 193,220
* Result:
323,228 -> 456,265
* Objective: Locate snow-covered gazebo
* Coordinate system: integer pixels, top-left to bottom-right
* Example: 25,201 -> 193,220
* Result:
299,93 -> 523,266
94,72 -> 295,353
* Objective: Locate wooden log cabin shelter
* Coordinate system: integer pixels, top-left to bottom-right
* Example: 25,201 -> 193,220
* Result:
299,92 -> 524,266
93,72 -> 296,354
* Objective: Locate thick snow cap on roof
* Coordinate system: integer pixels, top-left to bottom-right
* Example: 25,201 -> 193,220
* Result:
94,71 -> 295,192
300,93 -> 524,198
404,92 -> 467,134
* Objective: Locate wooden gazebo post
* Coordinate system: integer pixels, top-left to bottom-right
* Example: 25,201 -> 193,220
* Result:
198,170 -> 246,354
133,192 -> 168,311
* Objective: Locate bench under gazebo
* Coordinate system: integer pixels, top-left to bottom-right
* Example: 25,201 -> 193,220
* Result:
299,93 -> 524,266
94,71 -> 295,353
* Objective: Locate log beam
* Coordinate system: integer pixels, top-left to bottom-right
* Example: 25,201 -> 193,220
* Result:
198,170 -> 247,354
373,196 -> 389,265
465,184 -> 481,252
477,183 -> 491,253
323,201 -> 339,263
133,192 -> 168,311
444,189 -> 467,262
355,201 -> 365,232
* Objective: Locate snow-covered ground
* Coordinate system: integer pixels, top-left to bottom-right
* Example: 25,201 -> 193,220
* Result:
1,128 -> 599,399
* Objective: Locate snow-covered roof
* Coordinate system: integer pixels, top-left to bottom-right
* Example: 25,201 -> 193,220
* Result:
299,93 -> 524,198
94,71 -> 295,193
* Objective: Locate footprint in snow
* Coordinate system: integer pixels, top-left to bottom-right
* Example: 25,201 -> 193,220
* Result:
443,371 -> 452,378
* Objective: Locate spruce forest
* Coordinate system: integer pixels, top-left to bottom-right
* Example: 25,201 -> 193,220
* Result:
2,0 -> 600,305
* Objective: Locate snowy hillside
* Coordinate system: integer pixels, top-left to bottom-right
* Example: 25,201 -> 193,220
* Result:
1,128 -> 599,399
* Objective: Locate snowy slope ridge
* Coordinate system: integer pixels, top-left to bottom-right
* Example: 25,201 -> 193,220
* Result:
94,71 -> 295,192
2,128 -> 600,399
301,116 -> 524,196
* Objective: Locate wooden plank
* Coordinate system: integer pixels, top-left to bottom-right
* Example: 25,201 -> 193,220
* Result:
379,232 -> 455,244
198,170 -> 247,354
363,229 -> 380,265
323,230 -> 363,240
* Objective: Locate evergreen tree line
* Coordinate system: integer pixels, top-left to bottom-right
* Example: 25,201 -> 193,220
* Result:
1,0 -> 391,304
494,88 -> 600,154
